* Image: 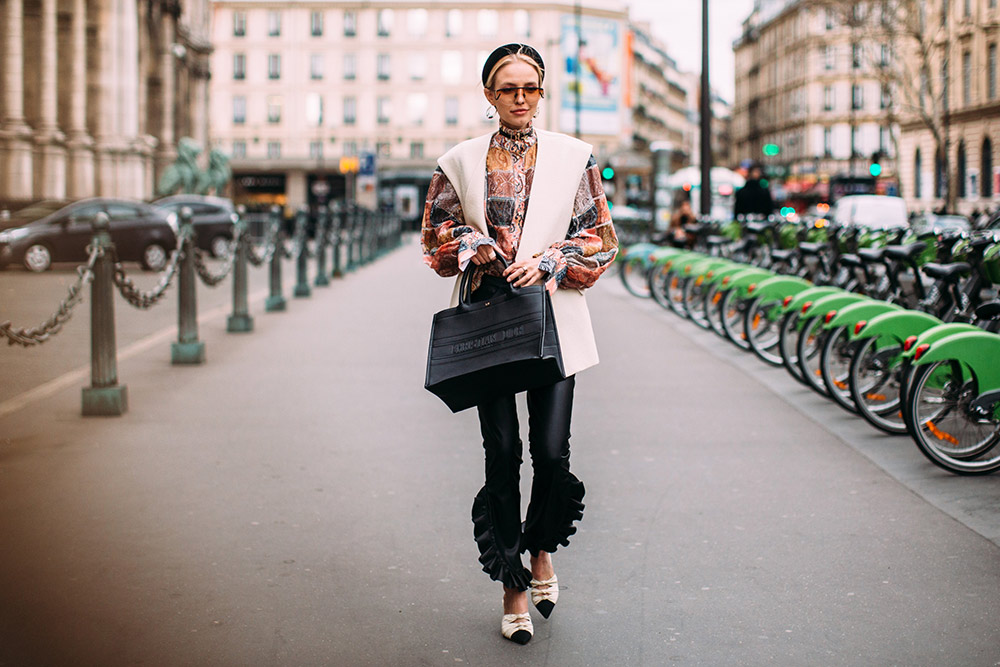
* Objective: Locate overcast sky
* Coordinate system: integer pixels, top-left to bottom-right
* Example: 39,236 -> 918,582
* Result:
625,0 -> 756,103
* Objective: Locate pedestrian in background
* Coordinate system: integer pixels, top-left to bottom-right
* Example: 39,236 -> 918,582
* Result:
734,163 -> 775,218
669,197 -> 696,248
421,43 -> 618,645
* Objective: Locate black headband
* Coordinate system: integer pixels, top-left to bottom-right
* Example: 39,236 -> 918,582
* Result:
481,43 -> 545,87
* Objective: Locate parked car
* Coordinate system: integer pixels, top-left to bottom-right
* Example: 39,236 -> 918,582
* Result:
910,213 -> 972,236
829,195 -> 909,230
0,198 -> 177,272
152,195 -> 237,258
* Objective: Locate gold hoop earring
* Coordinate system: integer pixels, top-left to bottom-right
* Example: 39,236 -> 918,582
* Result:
487,105 -> 497,120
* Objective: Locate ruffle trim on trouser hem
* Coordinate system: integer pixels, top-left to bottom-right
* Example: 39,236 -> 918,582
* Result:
471,487 -> 533,591
523,470 -> 586,555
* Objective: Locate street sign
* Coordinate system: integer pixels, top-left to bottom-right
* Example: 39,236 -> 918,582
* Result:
359,152 -> 376,176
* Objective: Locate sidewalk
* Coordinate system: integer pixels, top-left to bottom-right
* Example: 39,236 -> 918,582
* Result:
1,236 -> 999,666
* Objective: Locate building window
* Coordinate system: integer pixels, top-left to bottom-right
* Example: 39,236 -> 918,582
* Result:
852,84 -> 864,110
409,93 -> 427,126
268,54 -> 281,80
377,96 -> 391,124
914,148 -> 922,199
942,0 -> 949,26
880,127 -> 890,153
233,11 -> 246,37
963,50 -> 972,106
377,141 -> 391,158
343,97 -> 356,125
311,11 -> 323,36
514,10 -> 531,38
377,54 -> 391,80
446,9 -> 462,37
344,54 -> 356,80
823,127 -> 832,157
267,141 -> 281,159
850,126 -> 859,157
408,9 -> 427,37
936,150 -> 946,198
958,141 -> 967,197
232,95 -> 246,124
965,0 -> 971,17
410,142 -> 424,159
344,10 -> 357,37
445,96 -> 459,125
267,96 -> 282,124
852,43 -> 862,69
410,54 -> 426,80
880,45 -> 889,68
942,59 -> 950,112
824,85 -> 835,111
442,51 -> 462,84
268,11 -> 281,37
881,84 -> 891,109
233,54 -> 246,80
377,9 -> 393,36
478,9 -> 498,36
983,138 -> 993,197
310,140 -> 323,159
825,8 -> 835,30
824,45 -> 835,70
311,54 -> 324,80
232,140 -> 246,159
306,93 -> 323,126
990,43 -> 998,100
342,141 -> 357,157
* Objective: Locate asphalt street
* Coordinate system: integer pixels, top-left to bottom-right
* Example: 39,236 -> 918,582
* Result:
1,236 -> 999,666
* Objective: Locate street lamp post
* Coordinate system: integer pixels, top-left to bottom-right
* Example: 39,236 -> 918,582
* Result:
700,0 -> 712,217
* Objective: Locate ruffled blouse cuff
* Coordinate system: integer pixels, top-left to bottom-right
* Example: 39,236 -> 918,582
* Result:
536,248 -> 567,294
456,232 -> 498,273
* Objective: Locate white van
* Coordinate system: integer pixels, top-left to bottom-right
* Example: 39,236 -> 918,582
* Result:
830,195 -> 908,230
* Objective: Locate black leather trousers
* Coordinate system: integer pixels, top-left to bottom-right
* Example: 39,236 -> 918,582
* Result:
470,375 -> 586,591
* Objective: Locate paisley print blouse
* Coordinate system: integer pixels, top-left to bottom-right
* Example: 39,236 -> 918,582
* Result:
421,123 -> 618,293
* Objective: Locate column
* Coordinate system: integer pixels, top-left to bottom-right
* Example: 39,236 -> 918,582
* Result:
34,0 -> 68,199
66,0 -> 95,198
1,0 -> 34,200
157,8 -> 178,175
94,0 -> 121,196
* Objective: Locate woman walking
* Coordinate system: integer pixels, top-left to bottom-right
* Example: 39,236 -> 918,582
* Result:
421,43 -> 618,645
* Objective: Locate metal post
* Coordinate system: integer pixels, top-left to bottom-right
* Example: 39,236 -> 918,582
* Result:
172,207 -> 206,364
227,208 -> 253,332
82,213 -> 128,416
265,206 -> 287,312
314,205 -> 330,287
345,207 -> 357,272
293,207 -> 312,297
699,0 -> 712,217
331,203 -> 344,278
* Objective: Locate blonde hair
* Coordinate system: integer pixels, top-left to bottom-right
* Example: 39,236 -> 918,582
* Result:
484,51 -> 544,89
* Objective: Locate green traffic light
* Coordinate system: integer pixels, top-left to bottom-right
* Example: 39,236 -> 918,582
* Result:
869,163 -> 882,177
602,166 -> 615,180
762,143 -> 780,156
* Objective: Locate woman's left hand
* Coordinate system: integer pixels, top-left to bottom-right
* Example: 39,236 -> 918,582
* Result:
503,259 -> 546,288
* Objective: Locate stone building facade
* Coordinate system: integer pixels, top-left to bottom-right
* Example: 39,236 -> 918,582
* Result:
0,0 -> 212,210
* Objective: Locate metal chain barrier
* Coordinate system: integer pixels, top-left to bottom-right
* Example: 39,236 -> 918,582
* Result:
193,225 -> 243,287
0,244 -> 102,347
111,226 -> 190,310
247,219 -> 281,267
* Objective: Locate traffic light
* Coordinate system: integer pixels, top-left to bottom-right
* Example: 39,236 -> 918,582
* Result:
762,143 -> 780,157
869,151 -> 884,177
601,165 -> 615,180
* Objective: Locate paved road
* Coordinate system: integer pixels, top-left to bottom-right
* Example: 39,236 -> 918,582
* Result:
1,237 -> 999,666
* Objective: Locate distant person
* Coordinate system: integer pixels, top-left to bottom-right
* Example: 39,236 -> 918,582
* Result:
734,164 -> 775,218
420,43 -> 618,645
669,198 -> 696,247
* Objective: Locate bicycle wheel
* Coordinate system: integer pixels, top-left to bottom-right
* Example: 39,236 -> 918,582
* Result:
705,283 -> 729,338
682,275 -> 712,329
849,337 -> 907,434
621,256 -> 651,298
744,297 -> 785,366
649,263 -> 672,309
720,289 -> 751,350
665,271 -> 688,318
904,361 -> 1000,475
819,325 -> 858,413
796,315 -> 830,397
779,311 -> 809,385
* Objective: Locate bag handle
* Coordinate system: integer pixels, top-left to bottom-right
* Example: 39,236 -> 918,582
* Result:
459,251 -> 510,306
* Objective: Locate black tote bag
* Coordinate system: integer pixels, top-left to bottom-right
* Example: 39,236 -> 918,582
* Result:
425,263 -> 565,412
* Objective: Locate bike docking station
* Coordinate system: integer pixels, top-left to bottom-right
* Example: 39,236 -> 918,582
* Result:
1,201 -> 406,416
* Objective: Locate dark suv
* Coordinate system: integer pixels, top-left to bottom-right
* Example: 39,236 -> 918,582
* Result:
0,198 -> 177,272
152,195 -> 237,258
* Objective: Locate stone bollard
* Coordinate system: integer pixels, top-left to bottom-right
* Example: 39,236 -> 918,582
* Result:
314,205 -> 330,287
82,213 -> 128,416
172,207 -> 206,364
293,207 -> 312,298
265,206 -> 287,312
331,202 -> 344,278
227,208 -> 253,332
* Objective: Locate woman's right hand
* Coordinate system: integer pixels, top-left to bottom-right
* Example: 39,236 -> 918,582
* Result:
470,244 -> 497,266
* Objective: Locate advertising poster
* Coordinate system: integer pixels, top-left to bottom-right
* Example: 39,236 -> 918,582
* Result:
559,14 -> 623,135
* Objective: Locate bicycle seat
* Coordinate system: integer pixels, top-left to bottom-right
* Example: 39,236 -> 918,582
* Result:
858,248 -> 886,263
770,248 -> 796,263
883,242 -> 927,263
921,262 -> 971,282
839,253 -> 864,268
798,242 -> 828,256
705,235 -> 727,247
745,222 -> 770,235
975,300 -> 1000,320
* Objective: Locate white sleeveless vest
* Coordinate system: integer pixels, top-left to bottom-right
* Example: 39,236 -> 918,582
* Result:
436,129 -> 600,377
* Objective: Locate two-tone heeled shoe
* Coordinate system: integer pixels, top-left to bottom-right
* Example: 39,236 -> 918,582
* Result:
501,612 -> 533,644
529,575 -> 558,619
